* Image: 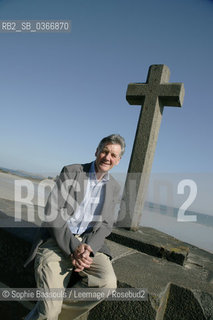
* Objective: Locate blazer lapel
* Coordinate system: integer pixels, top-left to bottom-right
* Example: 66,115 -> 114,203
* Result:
74,162 -> 91,206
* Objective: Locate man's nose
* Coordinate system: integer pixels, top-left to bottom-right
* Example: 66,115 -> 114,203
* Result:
105,152 -> 111,160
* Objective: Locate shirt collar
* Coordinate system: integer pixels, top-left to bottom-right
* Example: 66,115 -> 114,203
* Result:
89,161 -> 109,182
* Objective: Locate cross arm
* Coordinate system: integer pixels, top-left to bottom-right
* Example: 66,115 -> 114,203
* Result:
158,83 -> 185,107
126,83 -> 147,105
126,82 -> 185,107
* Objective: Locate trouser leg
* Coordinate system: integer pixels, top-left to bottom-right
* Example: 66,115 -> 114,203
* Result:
24,239 -> 73,320
62,252 -> 117,315
79,252 -> 117,289
25,239 -> 117,320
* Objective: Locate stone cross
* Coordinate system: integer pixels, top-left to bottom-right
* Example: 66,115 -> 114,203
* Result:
117,64 -> 185,230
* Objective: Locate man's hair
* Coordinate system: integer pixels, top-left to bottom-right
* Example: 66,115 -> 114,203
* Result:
97,134 -> 126,157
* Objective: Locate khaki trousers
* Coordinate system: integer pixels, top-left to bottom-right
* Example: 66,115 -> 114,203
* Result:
24,238 -> 117,320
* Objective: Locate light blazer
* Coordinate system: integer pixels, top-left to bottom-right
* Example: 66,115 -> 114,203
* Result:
24,162 -> 120,267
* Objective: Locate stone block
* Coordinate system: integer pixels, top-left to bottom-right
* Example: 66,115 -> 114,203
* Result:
156,283 -> 209,320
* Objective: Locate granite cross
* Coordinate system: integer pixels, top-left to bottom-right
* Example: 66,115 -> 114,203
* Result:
117,64 -> 185,230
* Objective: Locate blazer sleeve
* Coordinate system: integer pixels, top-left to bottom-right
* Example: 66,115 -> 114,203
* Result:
44,166 -> 81,256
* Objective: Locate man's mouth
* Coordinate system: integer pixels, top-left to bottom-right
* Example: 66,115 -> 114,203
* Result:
100,161 -> 110,166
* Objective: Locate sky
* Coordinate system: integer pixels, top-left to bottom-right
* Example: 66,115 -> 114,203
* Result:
0,0 -> 213,217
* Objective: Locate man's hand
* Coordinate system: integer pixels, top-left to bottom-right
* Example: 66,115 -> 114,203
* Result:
71,244 -> 93,272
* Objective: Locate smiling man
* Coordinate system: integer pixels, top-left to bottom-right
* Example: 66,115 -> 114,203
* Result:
95,138 -> 122,178
24,134 -> 125,320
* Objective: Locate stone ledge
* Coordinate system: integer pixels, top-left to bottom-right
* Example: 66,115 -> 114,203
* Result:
111,251 -> 212,297
108,227 -> 189,265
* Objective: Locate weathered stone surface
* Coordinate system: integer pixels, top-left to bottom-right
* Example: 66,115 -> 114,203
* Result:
105,239 -> 137,261
109,227 -> 189,265
87,298 -> 156,320
185,249 -> 213,278
193,290 -> 213,320
111,252 -> 212,297
156,283 -> 207,320
108,233 -> 213,320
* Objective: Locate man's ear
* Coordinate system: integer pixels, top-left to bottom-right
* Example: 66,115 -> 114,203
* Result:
95,148 -> 98,157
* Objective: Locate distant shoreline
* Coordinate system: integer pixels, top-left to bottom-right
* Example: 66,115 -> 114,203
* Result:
0,167 -> 54,182
144,201 -> 213,228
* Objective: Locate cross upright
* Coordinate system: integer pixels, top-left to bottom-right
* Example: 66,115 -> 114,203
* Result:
117,64 -> 185,230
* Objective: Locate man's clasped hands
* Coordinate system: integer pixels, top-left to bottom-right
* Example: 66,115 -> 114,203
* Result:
71,243 -> 93,272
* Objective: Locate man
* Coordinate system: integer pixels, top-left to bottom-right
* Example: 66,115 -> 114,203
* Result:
24,134 -> 125,320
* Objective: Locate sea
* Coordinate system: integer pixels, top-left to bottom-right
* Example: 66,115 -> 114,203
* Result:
141,201 -> 213,254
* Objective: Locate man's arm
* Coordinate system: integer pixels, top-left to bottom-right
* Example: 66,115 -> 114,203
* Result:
44,166 -> 81,256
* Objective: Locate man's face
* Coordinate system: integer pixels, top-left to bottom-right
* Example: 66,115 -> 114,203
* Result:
95,143 -> 121,174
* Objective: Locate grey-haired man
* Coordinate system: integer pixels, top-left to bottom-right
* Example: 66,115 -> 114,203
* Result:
24,134 -> 125,320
